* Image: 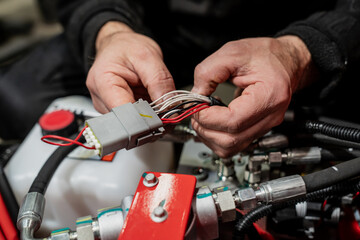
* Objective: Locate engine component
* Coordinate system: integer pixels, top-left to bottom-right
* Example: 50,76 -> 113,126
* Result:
85,99 -> 165,156
234,175 -> 306,208
193,186 -> 219,240
39,110 -> 78,137
84,99 -> 165,156
5,96 -> 174,232
119,172 -> 196,240
17,192 -> 45,240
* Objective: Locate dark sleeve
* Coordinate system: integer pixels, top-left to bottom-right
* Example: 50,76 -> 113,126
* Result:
275,0 -> 360,99
56,0 -> 146,71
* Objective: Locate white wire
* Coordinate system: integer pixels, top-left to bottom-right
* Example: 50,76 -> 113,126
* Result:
161,109 -> 181,119
150,90 -> 194,106
151,90 -> 210,114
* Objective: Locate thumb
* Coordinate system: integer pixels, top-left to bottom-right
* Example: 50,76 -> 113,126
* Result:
192,53 -> 235,96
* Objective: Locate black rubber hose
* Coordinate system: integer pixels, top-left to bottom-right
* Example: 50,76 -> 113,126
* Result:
28,139 -> 80,194
302,157 -> 360,192
305,120 -> 360,143
234,178 -> 360,239
0,166 -> 19,224
320,148 -> 360,161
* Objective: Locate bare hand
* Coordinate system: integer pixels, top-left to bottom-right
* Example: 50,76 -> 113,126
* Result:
86,22 -> 175,113
191,36 -> 315,157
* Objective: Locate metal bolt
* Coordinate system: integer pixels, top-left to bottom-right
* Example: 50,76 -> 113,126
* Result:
143,173 -> 159,187
151,206 -> 168,223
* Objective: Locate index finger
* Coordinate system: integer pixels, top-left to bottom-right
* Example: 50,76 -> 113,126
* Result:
192,82 -> 275,133
135,53 -> 176,102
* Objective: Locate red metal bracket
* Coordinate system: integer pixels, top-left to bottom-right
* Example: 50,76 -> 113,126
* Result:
119,172 -> 196,240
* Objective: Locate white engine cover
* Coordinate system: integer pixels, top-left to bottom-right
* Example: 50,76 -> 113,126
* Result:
5,96 -> 174,234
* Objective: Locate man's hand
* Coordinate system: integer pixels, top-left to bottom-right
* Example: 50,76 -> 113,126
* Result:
86,21 -> 175,113
191,36 -> 316,158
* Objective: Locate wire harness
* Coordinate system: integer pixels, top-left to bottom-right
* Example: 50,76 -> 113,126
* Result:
41,90 -> 225,156
85,99 -> 165,156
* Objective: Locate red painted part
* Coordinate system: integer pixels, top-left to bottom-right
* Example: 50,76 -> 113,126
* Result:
0,194 -> 18,240
39,110 -> 75,131
339,207 -> 360,240
0,228 -> 5,240
119,172 -> 197,240
253,223 -> 275,240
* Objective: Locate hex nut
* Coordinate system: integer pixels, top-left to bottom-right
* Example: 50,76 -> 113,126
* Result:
268,152 -> 282,167
216,190 -> 236,222
51,229 -> 71,240
236,188 -> 257,209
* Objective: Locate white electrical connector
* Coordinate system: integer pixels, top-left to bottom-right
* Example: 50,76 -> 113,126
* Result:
85,99 -> 164,157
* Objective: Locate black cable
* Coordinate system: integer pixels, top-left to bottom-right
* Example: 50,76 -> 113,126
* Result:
0,166 -> 19,224
28,135 -> 81,194
161,102 -> 205,119
234,210 -> 263,240
320,147 -> 360,161
158,100 -> 203,116
312,133 -> 360,150
302,157 -> 360,192
234,178 -> 360,239
305,120 -> 360,143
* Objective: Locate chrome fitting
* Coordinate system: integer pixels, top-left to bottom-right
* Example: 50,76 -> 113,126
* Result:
255,175 -> 306,204
234,188 -> 258,210
214,190 -> 236,222
17,192 -> 46,240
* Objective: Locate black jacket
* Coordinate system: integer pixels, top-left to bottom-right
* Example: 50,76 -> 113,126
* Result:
56,0 -> 360,119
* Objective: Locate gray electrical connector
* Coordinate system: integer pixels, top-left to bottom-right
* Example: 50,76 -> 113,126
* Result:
84,99 -> 164,156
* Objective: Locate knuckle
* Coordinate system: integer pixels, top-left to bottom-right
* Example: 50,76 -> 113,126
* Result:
219,135 -> 239,149
194,64 -> 209,79
226,119 -> 242,133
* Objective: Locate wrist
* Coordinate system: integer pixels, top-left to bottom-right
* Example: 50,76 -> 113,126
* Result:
276,35 -> 318,92
96,21 -> 134,50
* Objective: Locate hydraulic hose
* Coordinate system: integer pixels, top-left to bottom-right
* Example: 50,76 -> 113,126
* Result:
320,148 -> 360,161
234,178 -> 360,239
305,120 -> 360,143
28,135 -> 81,194
302,157 -> 360,192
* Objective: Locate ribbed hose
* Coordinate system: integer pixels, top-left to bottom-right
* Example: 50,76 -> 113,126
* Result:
234,178 -> 360,239
305,120 -> 360,143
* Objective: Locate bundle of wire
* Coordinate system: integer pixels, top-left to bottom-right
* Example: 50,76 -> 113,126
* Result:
41,90 -> 217,149
150,90 -> 211,124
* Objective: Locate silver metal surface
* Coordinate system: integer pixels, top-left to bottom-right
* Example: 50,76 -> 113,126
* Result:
50,229 -> 71,240
217,158 -> 235,181
143,173 -> 159,187
234,188 -> 258,210
255,175 -> 306,204
193,186 -> 219,240
150,206 -> 168,223
17,192 -> 46,229
258,134 -> 289,149
284,147 -> 321,165
216,190 -> 236,222
268,152 -> 284,167
76,216 -> 94,240
17,192 -> 47,240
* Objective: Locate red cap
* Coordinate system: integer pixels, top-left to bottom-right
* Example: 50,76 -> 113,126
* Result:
39,110 -> 75,132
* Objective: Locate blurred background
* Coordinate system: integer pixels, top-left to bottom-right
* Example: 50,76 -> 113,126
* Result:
0,0 -> 62,68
